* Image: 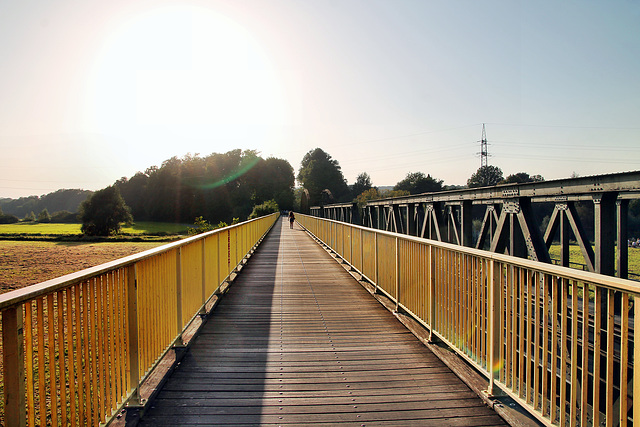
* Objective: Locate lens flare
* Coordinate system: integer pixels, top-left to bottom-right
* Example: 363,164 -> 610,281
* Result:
198,156 -> 261,190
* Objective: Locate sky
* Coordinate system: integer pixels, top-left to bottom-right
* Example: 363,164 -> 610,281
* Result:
1,0 -> 639,199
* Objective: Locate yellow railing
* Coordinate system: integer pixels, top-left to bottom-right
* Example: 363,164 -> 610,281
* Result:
298,214 -> 640,427
0,213 -> 278,426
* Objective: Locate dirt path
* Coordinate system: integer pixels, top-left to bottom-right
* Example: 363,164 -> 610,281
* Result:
0,241 -> 165,294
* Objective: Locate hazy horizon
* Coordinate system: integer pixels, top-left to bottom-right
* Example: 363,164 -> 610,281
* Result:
2,0 -> 639,199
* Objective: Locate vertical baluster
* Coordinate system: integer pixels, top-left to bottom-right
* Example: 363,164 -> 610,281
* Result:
46,293 -> 58,426
570,280 -> 578,424
619,293 -> 629,427
533,272 -> 540,410
593,287 -> 602,426
487,259 -> 500,395
519,268 -> 526,399
117,269 -> 126,402
57,290 -> 67,425
82,281 -> 93,424
67,287 -> 77,425
550,276 -> 558,423
506,266 -> 514,389
428,245 -> 435,341
633,295 -> 640,426
3,304 -> 26,427
541,274 -> 549,418
525,272 -> 532,404
25,301 -> 35,426
606,289 -> 615,426
580,283 -> 590,426
394,237 -> 399,311
91,279 -> 100,424
98,277 -> 107,421
127,264 -> 141,405
36,298 -> 46,425
105,274 -> 114,414
559,279 -> 569,427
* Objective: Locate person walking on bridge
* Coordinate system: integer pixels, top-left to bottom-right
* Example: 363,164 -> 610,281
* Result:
288,211 -> 295,229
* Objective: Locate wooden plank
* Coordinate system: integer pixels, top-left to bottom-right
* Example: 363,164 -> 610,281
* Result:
138,219 -> 507,426
140,410 -> 507,426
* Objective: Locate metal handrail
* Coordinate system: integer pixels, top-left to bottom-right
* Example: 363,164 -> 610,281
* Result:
0,213 -> 279,426
297,213 -> 640,427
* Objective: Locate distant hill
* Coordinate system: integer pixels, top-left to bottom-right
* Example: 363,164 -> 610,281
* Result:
0,189 -> 93,218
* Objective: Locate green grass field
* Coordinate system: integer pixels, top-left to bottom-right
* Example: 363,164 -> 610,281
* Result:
548,243 -> 640,279
0,221 -> 190,235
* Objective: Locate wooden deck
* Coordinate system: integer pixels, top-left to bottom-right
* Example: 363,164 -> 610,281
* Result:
138,218 -> 507,426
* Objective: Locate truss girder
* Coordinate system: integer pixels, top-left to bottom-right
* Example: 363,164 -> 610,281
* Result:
310,171 -> 640,278
486,198 -> 550,262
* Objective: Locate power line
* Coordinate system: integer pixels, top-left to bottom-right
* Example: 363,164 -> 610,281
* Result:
485,122 -> 640,131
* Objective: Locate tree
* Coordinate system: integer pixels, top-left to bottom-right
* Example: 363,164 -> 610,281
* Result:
350,172 -> 373,199
502,172 -> 544,184
248,199 -> 279,219
248,157 -> 295,211
115,151 -> 294,224
37,208 -> 51,223
297,148 -> 349,206
355,188 -> 410,209
467,165 -> 504,188
50,210 -> 78,223
394,172 -> 444,195
79,186 -> 133,236
24,211 -> 36,222
0,206 -> 19,224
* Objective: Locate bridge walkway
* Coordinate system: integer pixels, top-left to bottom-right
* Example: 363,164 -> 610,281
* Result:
138,218 -> 507,426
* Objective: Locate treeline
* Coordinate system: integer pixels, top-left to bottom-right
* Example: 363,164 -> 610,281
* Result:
115,150 -> 294,224
0,189 -> 92,220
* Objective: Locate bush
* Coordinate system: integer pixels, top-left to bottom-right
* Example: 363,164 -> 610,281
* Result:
50,210 -> 79,223
187,216 -> 215,235
248,200 -> 279,219
187,216 -> 239,235
0,214 -> 19,224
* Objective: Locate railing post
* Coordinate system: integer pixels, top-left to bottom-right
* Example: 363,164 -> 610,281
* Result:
428,245 -> 435,342
175,248 -> 185,347
126,265 -> 141,406
486,259 -> 501,396
635,295 -> 640,424
200,239 -> 207,315
360,228 -> 364,276
374,233 -> 379,294
2,305 -> 26,427
350,225 -> 353,267
395,236 -> 399,312
235,227 -> 239,269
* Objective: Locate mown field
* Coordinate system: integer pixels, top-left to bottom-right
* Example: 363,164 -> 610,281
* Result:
0,221 -> 189,235
0,241 -> 167,293
0,222 -> 189,293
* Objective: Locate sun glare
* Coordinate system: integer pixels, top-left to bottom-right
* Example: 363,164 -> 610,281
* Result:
87,5 -> 288,155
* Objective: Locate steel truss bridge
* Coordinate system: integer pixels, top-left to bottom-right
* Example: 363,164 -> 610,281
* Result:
311,170 -> 640,279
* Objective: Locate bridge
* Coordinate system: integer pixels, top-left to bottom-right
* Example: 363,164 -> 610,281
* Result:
0,179 -> 637,426
312,170 -> 640,279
